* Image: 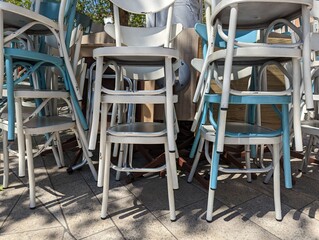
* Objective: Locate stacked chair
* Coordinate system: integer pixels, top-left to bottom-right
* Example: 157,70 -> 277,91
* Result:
1,0 -> 97,208
88,0 -> 182,221
300,0 -> 319,173
190,0 -> 313,222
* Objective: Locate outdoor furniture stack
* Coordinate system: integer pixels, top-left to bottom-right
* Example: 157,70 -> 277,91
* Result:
88,0 -> 181,221
190,0 -> 313,222
0,0 -> 97,208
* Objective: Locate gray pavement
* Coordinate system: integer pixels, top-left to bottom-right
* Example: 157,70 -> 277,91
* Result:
1,136 -> 319,239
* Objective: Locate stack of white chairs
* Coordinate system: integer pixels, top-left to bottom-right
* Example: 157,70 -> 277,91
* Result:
88,0 -> 182,221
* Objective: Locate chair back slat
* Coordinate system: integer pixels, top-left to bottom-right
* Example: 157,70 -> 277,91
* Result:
104,23 -> 182,47
110,0 -> 176,48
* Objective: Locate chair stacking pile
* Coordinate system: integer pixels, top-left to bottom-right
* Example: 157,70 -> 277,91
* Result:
299,0 -> 319,173
88,0 -> 182,221
1,0 -> 97,208
189,0 -> 313,222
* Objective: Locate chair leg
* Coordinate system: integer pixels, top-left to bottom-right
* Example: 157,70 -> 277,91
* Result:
245,145 -> 252,183
15,97 -> 26,177
188,137 -> 205,183
169,151 -> 179,190
74,126 -> 98,181
55,132 -> 65,167
206,188 -> 216,222
300,135 -> 313,173
101,141 -> 112,219
164,57 -> 179,190
25,134 -> 36,209
51,144 -> 62,168
3,130 -> 9,188
189,128 -> 202,159
207,142 -> 220,222
165,142 -> 176,221
281,104 -> 292,188
273,143 -> 282,221
97,103 -> 108,187
115,143 -> 125,181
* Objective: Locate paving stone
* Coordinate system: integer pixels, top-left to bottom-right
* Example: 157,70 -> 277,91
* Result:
0,173 -> 26,227
234,175 -> 316,210
236,194 -> 319,239
0,191 -> 63,234
54,179 -> 116,239
159,198 -> 279,240
0,226 -> 65,239
80,226 -> 124,240
214,179 -> 263,207
126,175 -> 207,217
107,195 -> 176,240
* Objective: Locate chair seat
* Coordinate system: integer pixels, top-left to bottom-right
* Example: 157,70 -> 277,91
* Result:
213,0 -> 311,29
1,2 -> 59,33
301,120 -> 319,135
24,116 -> 74,135
201,122 -> 282,145
208,47 -> 301,66
108,122 -> 167,137
93,46 -> 179,65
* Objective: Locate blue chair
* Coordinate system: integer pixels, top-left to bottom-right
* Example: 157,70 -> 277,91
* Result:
194,93 -> 291,222
190,23 -> 258,160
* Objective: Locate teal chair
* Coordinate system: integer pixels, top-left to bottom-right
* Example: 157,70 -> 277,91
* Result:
1,0 -> 93,178
3,0 -> 88,143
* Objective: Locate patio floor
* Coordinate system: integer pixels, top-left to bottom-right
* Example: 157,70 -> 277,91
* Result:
1,135 -> 319,240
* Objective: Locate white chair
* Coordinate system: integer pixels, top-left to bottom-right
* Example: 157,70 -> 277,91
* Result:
0,88 -> 94,209
299,0 -> 319,172
196,0 -> 312,156
88,0 -> 182,221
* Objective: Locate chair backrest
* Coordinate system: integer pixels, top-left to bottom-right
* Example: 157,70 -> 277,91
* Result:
39,0 -> 77,50
102,0 -> 181,83
311,0 -> 319,20
109,0 -> 176,47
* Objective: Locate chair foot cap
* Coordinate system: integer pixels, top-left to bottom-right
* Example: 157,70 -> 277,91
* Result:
66,167 -> 74,174
101,216 -> 107,220
276,218 -> 283,222
170,219 -> 177,222
30,206 -> 36,210
206,219 -> 213,223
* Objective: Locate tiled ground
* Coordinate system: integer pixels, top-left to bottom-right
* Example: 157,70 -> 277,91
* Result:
1,136 -> 319,239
